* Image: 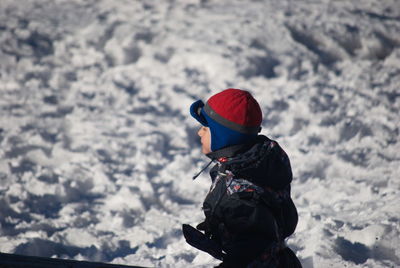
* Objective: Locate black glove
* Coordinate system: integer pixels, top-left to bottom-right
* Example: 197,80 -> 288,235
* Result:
196,221 -> 211,236
182,224 -> 225,260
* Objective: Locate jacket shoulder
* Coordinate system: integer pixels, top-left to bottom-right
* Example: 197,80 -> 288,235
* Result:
229,138 -> 293,190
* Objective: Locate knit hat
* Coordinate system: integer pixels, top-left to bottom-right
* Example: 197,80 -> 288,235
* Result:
190,88 -> 262,151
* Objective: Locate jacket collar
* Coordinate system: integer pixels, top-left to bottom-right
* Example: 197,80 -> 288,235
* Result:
205,138 -> 259,161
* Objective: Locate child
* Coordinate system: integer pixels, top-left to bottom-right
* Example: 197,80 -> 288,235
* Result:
183,89 -> 302,267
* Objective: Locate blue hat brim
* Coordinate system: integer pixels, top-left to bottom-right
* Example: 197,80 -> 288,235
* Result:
190,100 -> 208,126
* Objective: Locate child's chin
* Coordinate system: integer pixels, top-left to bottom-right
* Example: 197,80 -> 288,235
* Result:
202,148 -> 211,154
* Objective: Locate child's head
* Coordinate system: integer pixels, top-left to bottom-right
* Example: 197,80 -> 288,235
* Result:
190,88 -> 262,153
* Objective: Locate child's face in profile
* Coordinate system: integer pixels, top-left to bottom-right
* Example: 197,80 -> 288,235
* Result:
197,126 -> 211,154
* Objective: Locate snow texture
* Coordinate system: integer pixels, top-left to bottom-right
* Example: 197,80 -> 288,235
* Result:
0,0 -> 399,267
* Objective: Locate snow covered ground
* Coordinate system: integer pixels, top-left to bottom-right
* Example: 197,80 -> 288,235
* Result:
0,0 -> 399,267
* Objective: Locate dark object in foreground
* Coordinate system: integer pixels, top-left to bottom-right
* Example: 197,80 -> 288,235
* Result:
0,252 -> 150,268
182,224 -> 225,261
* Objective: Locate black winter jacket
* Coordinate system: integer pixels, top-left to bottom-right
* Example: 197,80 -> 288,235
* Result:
199,135 -> 301,267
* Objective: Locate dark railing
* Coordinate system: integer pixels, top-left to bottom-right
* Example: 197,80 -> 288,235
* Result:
0,252 -> 151,268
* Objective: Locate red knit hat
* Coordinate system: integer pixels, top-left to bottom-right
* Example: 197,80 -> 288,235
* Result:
205,89 -> 262,134
190,88 -> 262,151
